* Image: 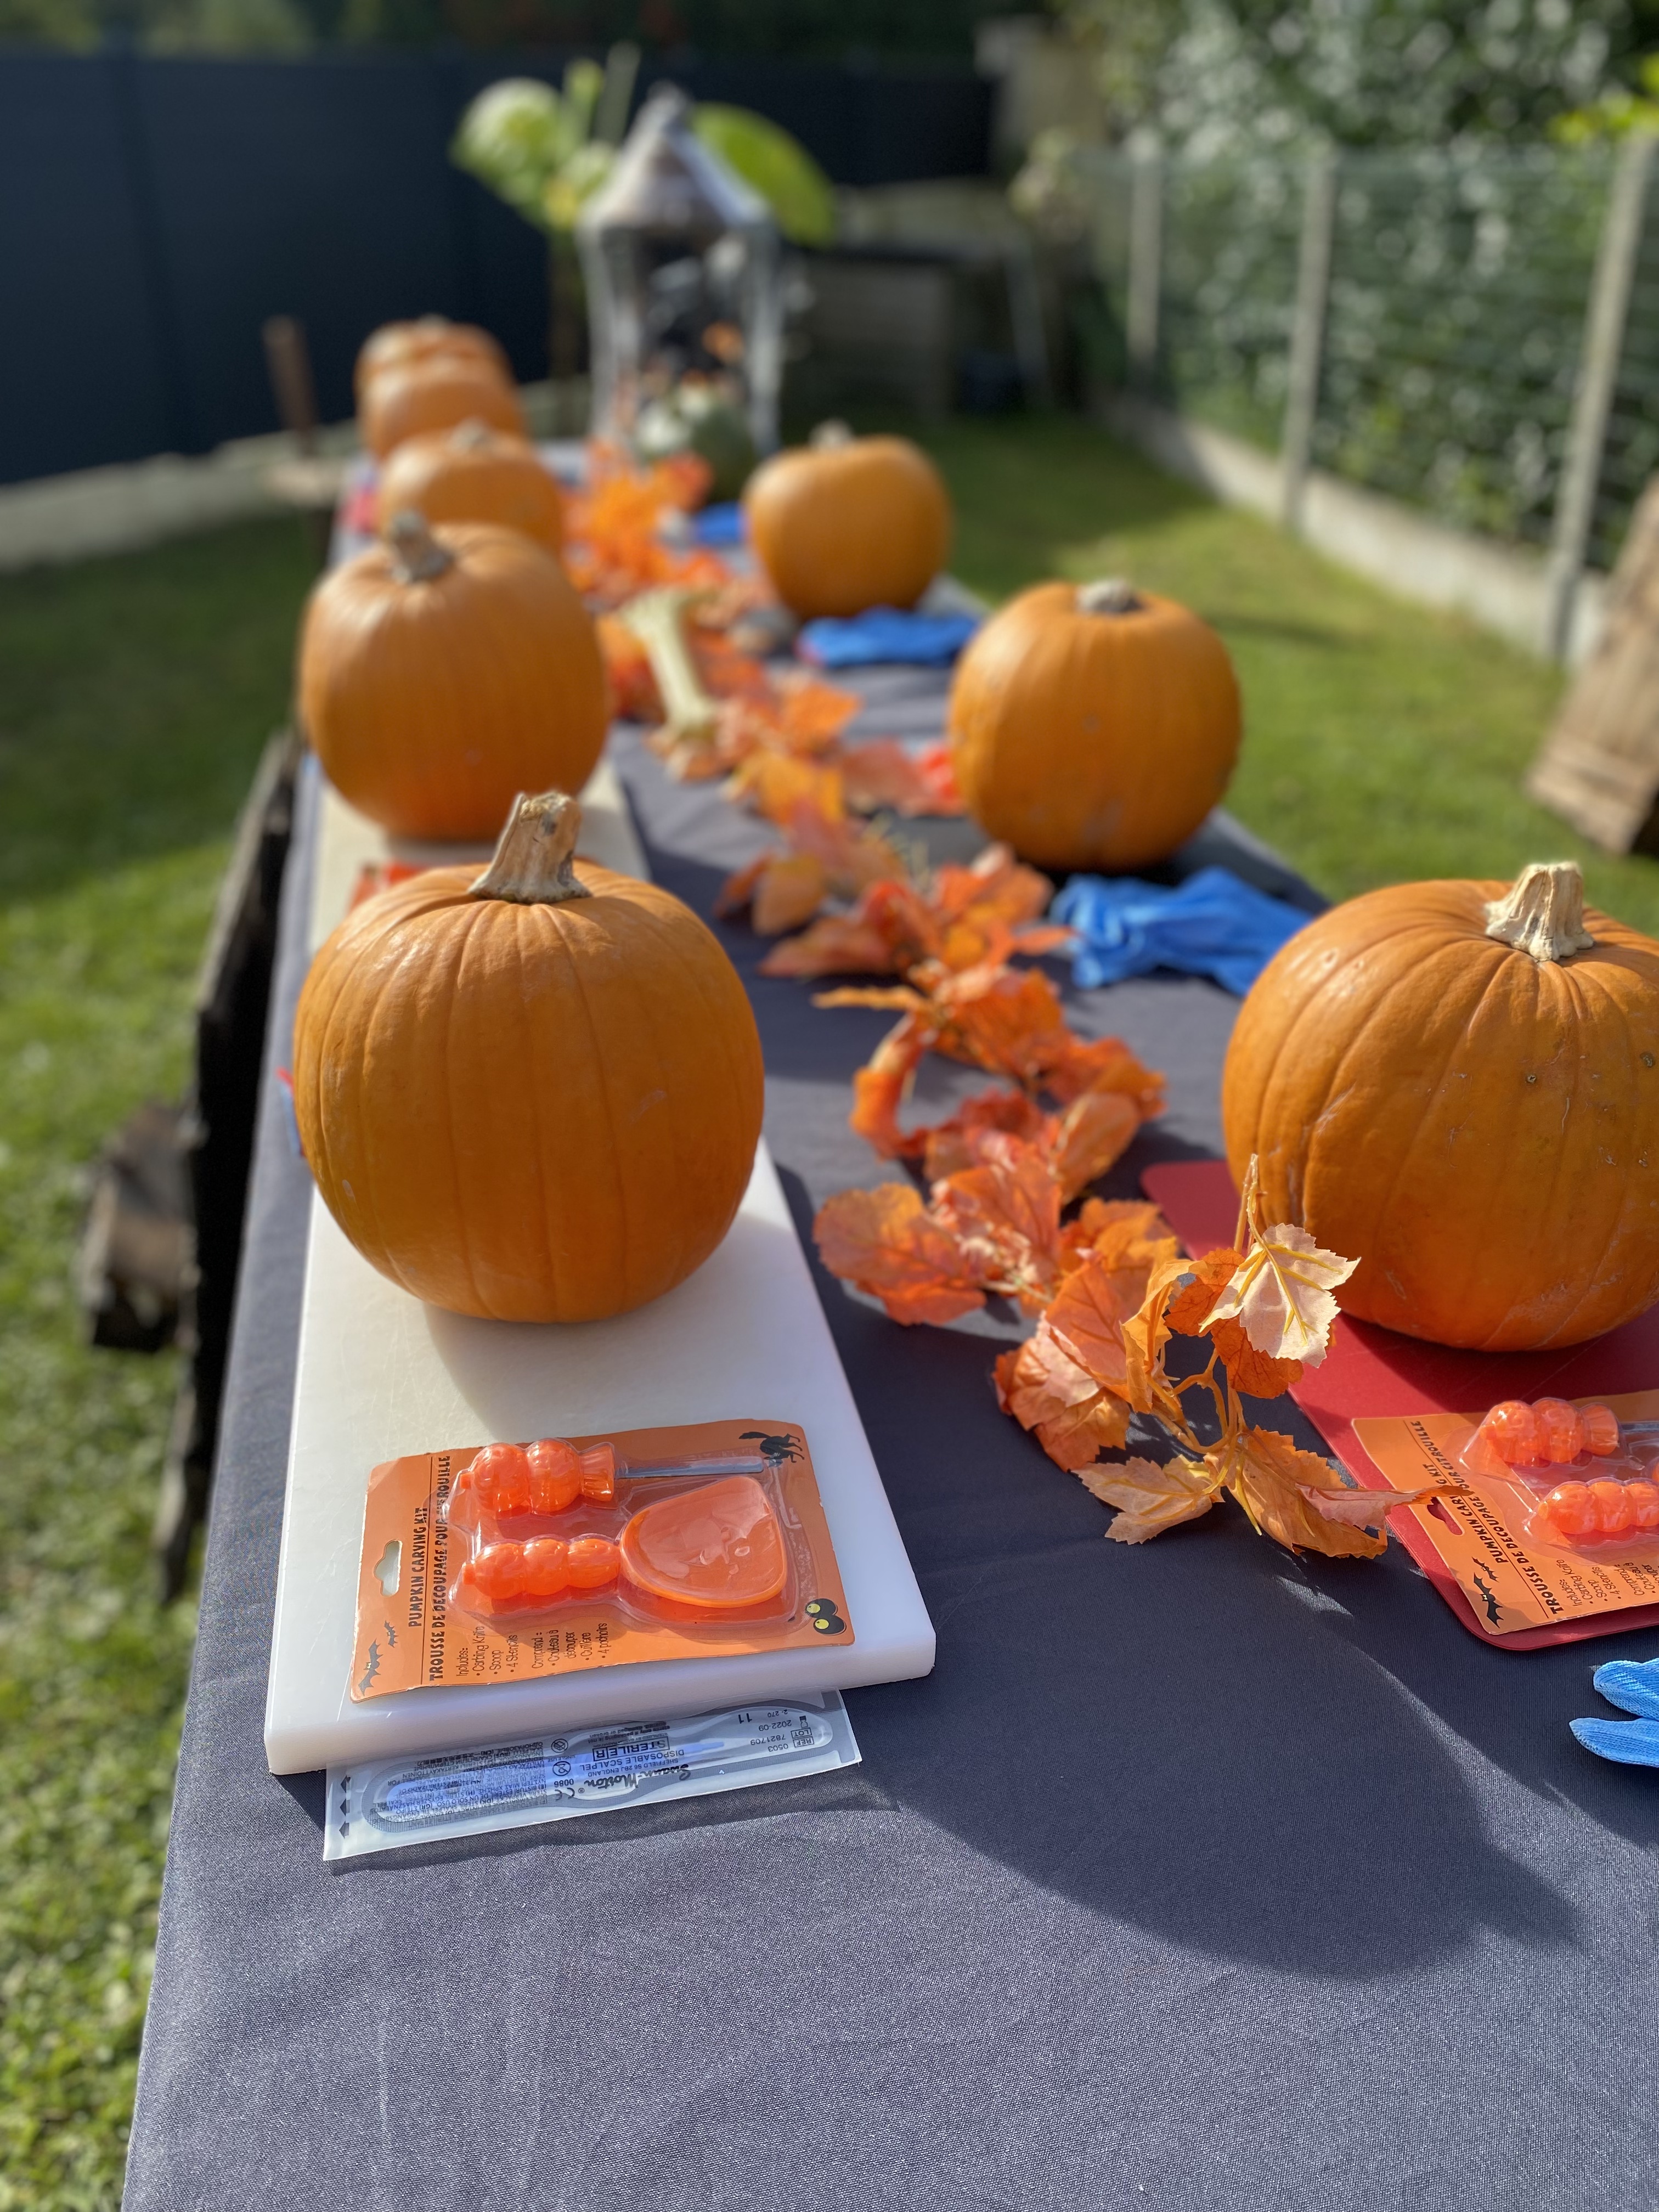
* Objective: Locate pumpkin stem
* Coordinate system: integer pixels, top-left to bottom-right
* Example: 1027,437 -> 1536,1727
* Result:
622,586 -> 720,755
809,419 -> 854,449
450,418 -> 495,450
386,509 -> 455,583
469,791 -> 592,906
1483,862 -> 1595,964
1076,578 -> 1144,616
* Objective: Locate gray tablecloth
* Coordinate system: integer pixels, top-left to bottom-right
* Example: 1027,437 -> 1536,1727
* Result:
126,682 -> 1658,2212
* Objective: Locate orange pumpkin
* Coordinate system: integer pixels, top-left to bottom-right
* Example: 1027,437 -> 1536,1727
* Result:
376,421 -> 565,557
1221,862 -> 1659,1351
297,513 -> 606,840
359,357 -> 524,461
292,791 -> 765,1324
743,425 -> 951,618
354,317 -> 510,399
947,579 -> 1241,872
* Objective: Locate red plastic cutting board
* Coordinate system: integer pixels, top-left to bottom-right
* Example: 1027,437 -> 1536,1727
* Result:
1142,1157 -> 1659,1650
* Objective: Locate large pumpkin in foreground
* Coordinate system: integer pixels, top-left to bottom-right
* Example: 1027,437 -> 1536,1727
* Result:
949,579 -> 1240,871
298,514 -> 606,839
294,792 -> 764,1324
1222,861 -> 1659,1351
376,421 -> 565,557
743,425 -> 950,618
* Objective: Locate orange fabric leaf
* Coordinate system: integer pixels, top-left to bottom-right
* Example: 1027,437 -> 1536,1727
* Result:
1206,1314 -> 1304,1400
813,1185 -> 984,1327
995,1341 -> 1132,1470
1043,1254 -> 1133,1389
731,752 -> 846,828
1166,1248 -> 1245,1336
1216,1426 -> 1390,1559
932,1138 -> 1064,1307
713,853 -> 769,918
1079,1455 -> 1220,1543
1059,1200 -> 1181,1311
1045,1034 -> 1168,1117
751,854 -> 829,936
759,915 -> 906,979
840,740 -> 955,818
919,1091 -> 1049,1183
1051,1088 -> 1142,1203
1120,1250 -> 1195,1432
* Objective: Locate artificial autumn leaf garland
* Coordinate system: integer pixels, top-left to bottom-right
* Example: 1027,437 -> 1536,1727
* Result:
557,453 -> 1437,1565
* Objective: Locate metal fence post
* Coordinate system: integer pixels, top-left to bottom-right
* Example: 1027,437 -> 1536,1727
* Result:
1279,142 -> 1338,532
1543,133 -> 1656,662
1126,144 -> 1164,393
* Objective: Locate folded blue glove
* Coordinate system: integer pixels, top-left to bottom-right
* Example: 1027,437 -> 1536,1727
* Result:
691,501 -> 746,546
1051,865 -> 1312,996
797,607 -> 980,669
1571,1655 -> 1659,1768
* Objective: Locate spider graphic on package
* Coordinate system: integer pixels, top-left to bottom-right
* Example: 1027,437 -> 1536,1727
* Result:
739,1430 -> 803,1466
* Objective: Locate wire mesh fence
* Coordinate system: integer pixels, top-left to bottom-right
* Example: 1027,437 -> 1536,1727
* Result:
1080,139 -> 1659,596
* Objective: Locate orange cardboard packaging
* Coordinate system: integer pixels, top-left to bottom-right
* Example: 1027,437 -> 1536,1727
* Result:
352,1418 -> 851,1702
1355,1390 -> 1659,1639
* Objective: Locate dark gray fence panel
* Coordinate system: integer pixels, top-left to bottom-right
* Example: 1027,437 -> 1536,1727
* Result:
136,54 -> 479,453
0,50 -> 181,479
0,46 -> 991,486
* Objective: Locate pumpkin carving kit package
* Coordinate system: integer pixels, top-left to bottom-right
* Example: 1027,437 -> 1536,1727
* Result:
349,1420 -> 855,1703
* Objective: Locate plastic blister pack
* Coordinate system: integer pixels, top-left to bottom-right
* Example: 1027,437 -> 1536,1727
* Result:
1459,1397 -> 1659,1561
350,1418 -> 853,1703
444,1437 -> 805,1629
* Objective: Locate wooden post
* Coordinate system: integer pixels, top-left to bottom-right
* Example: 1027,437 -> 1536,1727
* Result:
1543,133 -> 1655,662
1279,143 -> 1338,532
1126,144 -> 1164,393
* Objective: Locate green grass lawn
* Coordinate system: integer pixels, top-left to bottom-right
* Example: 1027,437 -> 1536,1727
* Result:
0,518 -> 314,2209
2,419 -> 1656,2208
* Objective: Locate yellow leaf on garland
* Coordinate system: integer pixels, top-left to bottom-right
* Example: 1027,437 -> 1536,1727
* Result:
1204,1221 -> 1357,1370
1079,1455 -> 1219,1543
1215,1425 -> 1389,1558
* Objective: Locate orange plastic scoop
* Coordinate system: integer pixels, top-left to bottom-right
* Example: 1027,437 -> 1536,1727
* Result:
619,1475 -> 788,1610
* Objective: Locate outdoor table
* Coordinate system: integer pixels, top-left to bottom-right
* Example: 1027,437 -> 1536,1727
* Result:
125,666 -> 1658,2212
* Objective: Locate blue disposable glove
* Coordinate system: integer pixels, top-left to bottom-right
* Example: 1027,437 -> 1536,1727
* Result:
796,607 -> 980,669
1570,1655 -> 1659,1767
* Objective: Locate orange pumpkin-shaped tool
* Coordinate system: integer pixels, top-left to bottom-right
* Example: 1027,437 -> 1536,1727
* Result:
293,791 -> 765,1324
620,1476 -> 788,1609
359,356 -> 524,461
742,424 -> 951,619
354,316 -> 511,400
1222,862 -> 1659,1351
375,420 -> 565,557
297,512 -> 606,840
947,578 -> 1242,872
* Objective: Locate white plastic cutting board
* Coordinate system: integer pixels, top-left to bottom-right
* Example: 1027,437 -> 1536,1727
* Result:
263,769 -> 935,1774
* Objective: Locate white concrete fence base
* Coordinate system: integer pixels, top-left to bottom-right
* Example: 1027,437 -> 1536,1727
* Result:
1098,392 -> 1607,669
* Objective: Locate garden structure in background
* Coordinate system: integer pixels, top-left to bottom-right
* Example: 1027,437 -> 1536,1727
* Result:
5,410 -> 1659,2203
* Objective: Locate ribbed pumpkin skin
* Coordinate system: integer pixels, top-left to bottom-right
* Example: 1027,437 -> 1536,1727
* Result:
948,583 -> 1241,871
298,523 -> 606,840
293,862 -> 765,1323
354,319 -> 510,399
743,436 -> 951,618
376,427 -> 565,556
360,359 -> 525,460
1221,879 -> 1659,1350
